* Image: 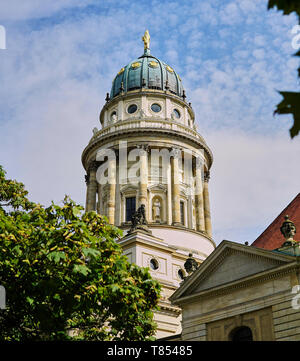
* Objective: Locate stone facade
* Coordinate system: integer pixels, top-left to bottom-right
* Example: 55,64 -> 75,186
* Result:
82,89 -> 213,238
81,34 -> 216,338
170,240 -> 300,341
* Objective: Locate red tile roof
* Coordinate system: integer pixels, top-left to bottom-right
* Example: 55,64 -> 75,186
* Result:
251,193 -> 300,250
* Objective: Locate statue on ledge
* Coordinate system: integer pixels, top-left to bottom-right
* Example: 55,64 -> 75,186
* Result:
280,215 -> 297,247
129,204 -> 151,234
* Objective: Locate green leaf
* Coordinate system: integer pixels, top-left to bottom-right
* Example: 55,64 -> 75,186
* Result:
111,284 -> 119,293
26,296 -> 34,306
72,206 -> 81,218
268,0 -> 300,15
274,91 -> 300,138
82,247 -> 100,259
53,294 -> 61,301
47,251 -> 66,263
73,264 -> 90,276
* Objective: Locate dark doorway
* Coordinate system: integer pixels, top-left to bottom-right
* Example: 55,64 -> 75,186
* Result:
230,326 -> 253,341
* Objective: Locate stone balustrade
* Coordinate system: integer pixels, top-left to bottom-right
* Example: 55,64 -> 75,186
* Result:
91,118 -> 205,144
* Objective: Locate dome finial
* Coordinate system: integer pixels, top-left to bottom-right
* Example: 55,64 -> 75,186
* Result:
142,30 -> 150,55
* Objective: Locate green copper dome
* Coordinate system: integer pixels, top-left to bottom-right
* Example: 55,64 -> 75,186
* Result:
110,49 -> 184,99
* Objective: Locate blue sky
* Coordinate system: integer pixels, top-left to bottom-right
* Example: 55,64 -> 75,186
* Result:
0,0 -> 299,246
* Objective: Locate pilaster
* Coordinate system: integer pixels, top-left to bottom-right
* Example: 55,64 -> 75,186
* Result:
203,171 -> 212,238
171,148 -> 181,225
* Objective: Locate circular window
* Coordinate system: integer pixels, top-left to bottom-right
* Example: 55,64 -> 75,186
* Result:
173,109 -> 181,119
110,111 -> 117,121
151,103 -> 161,113
128,104 -> 138,114
150,258 -> 159,270
178,269 -> 185,280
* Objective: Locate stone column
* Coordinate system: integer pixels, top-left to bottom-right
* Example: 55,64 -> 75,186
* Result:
138,145 -> 148,217
107,153 -> 116,225
171,148 -> 181,225
86,161 -> 98,212
117,100 -> 123,121
203,171 -> 212,238
115,163 -> 121,226
85,174 -> 89,211
187,195 -> 193,229
167,159 -> 172,225
195,158 -> 205,232
97,183 -> 101,214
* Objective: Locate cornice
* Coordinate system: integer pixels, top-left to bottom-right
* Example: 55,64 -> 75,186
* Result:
119,223 -> 216,249
171,240 -> 297,302
172,261 -> 299,306
157,302 -> 182,315
81,127 -> 213,171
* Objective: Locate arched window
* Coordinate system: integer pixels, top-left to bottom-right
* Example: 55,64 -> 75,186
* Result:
126,196 -> 136,222
230,326 -> 253,341
180,201 -> 185,225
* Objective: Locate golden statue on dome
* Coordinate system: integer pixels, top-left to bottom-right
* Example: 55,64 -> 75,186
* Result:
142,30 -> 150,50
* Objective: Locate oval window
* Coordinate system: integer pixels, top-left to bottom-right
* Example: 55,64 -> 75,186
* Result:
173,109 -> 181,119
151,103 -> 161,113
150,258 -> 159,270
128,104 -> 138,114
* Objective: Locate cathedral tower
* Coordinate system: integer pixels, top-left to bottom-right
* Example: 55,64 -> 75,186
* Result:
82,31 -> 215,338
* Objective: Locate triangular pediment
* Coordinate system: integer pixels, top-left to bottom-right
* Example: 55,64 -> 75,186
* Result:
171,240 -> 295,302
120,184 -> 138,194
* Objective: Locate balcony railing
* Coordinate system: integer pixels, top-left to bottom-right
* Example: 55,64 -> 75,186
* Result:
91,118 -> 206,144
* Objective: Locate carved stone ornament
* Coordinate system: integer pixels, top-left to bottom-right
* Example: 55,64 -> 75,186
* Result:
88,160 -> 99,172
140,109 -> 146,118
111,113 -> 117,122
137,144 -> 150,153
184,253 -> 198,275
171,147 -> 181,158
152,199 -> 161,222
128,204 -> 151,234
204,170 -> 210,182
280,215 -> 297,246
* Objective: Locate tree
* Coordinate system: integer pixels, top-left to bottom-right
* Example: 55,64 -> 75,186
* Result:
0,166 -> 160,340
268,0 -> 300,138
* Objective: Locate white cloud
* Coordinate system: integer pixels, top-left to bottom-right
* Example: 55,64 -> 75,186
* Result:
219,3 -> 242,25
239,0 -> 258,13
253,48 -> 265,60
0,0 -> 94,20
207,130 -> 300,245
254,35 -> 266,47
